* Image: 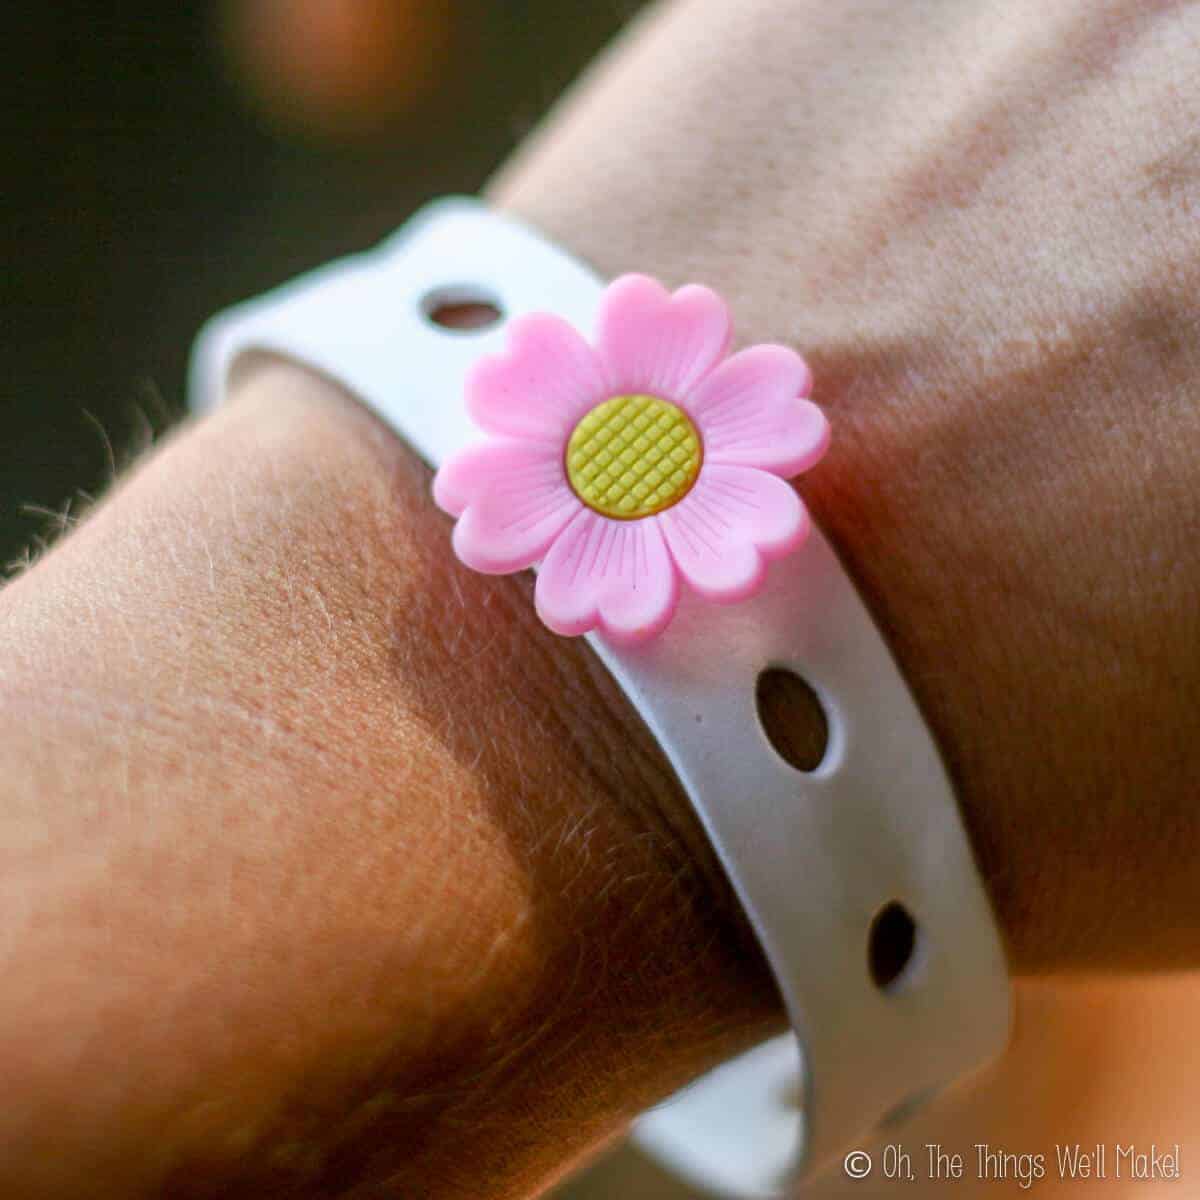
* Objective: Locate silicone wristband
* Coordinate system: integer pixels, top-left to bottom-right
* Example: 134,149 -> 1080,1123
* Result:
189,197 -> 1010,1194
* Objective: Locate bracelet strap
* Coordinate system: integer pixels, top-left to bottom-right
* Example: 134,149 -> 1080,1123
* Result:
190,196 -> 1010,1193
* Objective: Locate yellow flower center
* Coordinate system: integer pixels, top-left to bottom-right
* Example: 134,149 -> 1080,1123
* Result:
565,394 -> 703,519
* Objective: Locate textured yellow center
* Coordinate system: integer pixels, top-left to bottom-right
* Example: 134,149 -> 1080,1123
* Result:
565,394 -> 702,519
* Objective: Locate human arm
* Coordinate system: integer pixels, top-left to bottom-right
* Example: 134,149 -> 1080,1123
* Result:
3,0 -> 1200,1195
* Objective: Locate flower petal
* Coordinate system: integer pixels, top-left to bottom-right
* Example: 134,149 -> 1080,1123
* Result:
436,440 -> 581,574
467,313 -> 609,443
658,465 -> 808,602
685,345 -> 828,477
596,275 -> 732,400
535,509 -> 678,643
432,438 -> 539,517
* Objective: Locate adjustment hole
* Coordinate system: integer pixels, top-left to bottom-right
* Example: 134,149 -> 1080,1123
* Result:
755,667 -> 829,773
421,285 -> 503,332
868,901 -> 920,992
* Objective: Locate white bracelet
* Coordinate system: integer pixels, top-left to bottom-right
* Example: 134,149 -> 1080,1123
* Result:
189,196 -> 1010,1195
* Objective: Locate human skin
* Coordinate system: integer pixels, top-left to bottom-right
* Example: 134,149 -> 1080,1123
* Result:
0,365 -> 777,1198
494,0 -> 1200,970
1,0 -> 1199,1196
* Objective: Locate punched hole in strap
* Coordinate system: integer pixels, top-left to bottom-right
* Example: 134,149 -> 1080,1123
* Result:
868,900 -> 922,992
755,666 -> 829,774
421,284 -> 503,332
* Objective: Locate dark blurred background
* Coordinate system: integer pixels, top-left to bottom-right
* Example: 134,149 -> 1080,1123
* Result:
1,0 -> 647,570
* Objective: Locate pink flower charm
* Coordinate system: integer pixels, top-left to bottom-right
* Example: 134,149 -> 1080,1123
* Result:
433,274 -> 830,643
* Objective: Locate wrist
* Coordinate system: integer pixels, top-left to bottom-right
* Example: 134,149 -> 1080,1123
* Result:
488,0 -> 1200,975
485,4 -> 1039,970
0,357 -> 778,1197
